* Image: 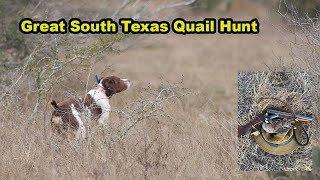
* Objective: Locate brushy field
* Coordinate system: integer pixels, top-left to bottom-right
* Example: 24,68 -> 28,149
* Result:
0,32 -> 272,179
0,25 -> 276,180
0,0 -> 319,179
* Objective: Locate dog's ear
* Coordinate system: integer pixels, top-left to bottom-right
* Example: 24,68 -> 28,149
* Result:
102,78 -> 115,90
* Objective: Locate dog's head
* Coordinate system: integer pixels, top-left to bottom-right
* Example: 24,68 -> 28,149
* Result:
98,76 -> 131,95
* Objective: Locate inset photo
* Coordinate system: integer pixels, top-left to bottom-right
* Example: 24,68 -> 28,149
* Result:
238,72 -> 315,171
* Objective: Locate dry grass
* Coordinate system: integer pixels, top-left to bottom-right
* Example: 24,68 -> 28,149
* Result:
0,76 -> 240,179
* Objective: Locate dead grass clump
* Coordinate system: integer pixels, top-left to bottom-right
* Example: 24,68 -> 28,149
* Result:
0,77 -> 244,179
238,71 -> 313,171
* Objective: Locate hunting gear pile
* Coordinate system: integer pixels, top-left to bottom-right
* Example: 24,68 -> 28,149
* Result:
238,109 -> 315,155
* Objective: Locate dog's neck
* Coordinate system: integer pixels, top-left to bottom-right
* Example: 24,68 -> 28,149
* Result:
88,88 -> 110,99
97,79 -> 113,97
95,86 -> 110,97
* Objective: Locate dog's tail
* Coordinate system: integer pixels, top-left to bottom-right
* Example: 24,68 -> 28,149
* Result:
50,100 -> 59,109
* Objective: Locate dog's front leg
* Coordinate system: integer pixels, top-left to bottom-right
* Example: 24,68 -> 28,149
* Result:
89,90 -> 111,125
96,99 -> 111,125
98,108 -> 110,125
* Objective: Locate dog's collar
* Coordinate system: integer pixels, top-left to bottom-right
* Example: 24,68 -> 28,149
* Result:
95,74 -> 112,97
95,85 -> 112,97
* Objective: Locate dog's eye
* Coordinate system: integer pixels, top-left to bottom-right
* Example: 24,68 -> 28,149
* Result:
109,79 -> 115,84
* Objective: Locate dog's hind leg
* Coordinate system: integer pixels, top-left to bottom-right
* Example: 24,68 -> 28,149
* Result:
71,104 -> 86,139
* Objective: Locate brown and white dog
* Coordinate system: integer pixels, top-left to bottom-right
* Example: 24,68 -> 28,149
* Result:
50,76 -> 131,139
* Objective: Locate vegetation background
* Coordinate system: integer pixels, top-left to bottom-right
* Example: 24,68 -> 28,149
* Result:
0,0 -> 319,179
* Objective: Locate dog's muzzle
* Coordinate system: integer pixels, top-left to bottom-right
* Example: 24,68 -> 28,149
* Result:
121,79 -> 131,89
